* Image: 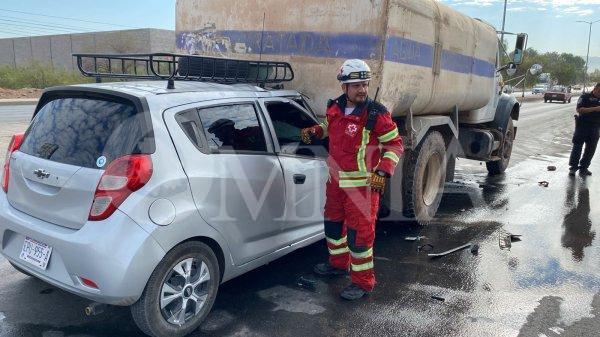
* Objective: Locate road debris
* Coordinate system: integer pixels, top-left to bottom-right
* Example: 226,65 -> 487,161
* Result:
428,243 -> 472,258
405,236 -> 427,241
510,234 -> 522,242
470,244 -> 480,255
431,295 -> 446,302
499,235 -> 511,250
538,181 -> 549,187
418,243 -> 434,252
547,166 -> 557,171
295,276 -> 317,292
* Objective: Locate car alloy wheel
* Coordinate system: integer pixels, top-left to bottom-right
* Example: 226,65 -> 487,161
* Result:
160,257 -> 211,326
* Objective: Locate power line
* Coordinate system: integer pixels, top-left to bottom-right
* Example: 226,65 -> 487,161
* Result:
0,8 -> 142,29
0,27 -> 46,37
0,15 -> 98,31
0,19 -> 83,33
0,22 -> 80,36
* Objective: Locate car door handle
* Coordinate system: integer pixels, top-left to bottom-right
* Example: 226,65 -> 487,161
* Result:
293,174 -> 306,184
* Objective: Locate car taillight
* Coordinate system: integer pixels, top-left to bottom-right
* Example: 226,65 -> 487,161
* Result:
88,155 -> 153,221
2,133 -> 25,193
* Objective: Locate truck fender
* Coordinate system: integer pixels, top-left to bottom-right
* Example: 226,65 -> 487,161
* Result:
491,94 -> 519,133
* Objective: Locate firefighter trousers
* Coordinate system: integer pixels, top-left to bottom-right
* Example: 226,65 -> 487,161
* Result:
323,180 -> 379,292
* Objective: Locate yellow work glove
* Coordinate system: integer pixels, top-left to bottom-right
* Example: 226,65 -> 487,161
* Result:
300,126 -> 317,144
368,170 -> 387,194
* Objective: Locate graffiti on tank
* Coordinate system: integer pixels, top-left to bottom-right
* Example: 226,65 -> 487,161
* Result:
176,28 -> 381,60
175,28 -> 495,78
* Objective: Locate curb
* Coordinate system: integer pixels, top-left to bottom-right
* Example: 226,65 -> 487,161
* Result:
0,99 -> 39,106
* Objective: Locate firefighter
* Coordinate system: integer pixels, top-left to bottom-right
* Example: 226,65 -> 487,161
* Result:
300,59 -> 404,300
569,83 -> 600,176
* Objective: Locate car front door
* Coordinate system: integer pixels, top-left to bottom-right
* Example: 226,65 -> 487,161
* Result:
164,99 -> 286,266
259,98 -> 329,242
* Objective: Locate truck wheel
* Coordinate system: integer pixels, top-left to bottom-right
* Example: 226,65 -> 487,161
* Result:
131,241 -> 220,337
486,119 -> 514,175
403,131 -> 447,226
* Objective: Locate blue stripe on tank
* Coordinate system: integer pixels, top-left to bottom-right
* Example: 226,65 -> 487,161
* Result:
176,30 -> 496,78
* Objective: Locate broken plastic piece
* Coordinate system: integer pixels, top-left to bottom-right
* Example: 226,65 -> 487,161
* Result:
499,235 -> 512,250
418,243 -> 434,252
538,181 -> 549,187
296,276 -> 317,292
405,236 -> 427,241
428,243 -> 471,258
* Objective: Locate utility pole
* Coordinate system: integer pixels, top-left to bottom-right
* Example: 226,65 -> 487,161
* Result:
576,19 -> 600,93
500,0 -> 508,45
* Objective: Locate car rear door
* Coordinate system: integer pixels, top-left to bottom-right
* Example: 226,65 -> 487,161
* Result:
163,99 -> 286,266
259,98 -> 328,241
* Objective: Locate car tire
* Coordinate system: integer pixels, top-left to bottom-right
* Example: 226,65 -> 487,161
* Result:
402,131 -> 447,226
486,119 -> 514,175
9,261 -> 33,277
131,241 -> 220,337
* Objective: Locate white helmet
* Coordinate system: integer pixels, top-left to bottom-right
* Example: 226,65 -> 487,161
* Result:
337,59 -> 372,84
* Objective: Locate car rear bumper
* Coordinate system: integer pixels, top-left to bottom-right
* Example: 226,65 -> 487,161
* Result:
0,191 -> 166,306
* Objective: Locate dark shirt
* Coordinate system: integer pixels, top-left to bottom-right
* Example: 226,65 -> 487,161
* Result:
576,93 -> 600,125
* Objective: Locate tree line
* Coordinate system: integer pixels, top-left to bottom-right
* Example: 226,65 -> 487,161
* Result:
507,48 -> 587,87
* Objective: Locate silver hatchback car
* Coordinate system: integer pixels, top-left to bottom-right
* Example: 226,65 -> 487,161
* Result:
0,54 -> 330,337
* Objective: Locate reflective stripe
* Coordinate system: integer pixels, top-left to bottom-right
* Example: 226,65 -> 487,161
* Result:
351,261 -> 374,272
338,171 -> 369,179
339,178 -> 369,188
378,128 -> 399,142
319,123 -> 328,138
319,122 -> 328,130
326,236 -> 347,246
350,248 -> 373,259
383,151 -> 400,164
357,129 -> 370,172
329,246 -> 350,255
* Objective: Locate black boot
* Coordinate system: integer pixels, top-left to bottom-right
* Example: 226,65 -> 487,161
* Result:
569,167 -> 578,176
580,168 -> 592,176
340,283 -> 370,300
313,263 -> 348,276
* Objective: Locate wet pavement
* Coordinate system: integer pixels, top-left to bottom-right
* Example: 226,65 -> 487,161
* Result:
0,100 -> 599,336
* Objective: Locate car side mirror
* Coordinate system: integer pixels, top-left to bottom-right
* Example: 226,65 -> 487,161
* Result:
512,34 -> 527,65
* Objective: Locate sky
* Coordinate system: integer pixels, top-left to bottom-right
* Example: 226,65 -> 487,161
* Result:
439,0 -> 600,60
0,0 -> 597,61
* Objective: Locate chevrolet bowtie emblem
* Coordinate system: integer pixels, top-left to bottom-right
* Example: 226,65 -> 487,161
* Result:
33,169 -> 50,179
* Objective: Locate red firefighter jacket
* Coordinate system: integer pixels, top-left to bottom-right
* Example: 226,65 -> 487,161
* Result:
313,95 -> 404,188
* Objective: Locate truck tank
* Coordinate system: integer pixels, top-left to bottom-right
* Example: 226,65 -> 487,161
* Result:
176,0 -> 498,117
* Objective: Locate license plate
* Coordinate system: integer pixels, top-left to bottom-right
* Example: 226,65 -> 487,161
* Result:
19,237 -> 52,270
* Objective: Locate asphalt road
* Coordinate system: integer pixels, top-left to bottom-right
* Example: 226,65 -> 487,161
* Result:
0,100 -> 598,337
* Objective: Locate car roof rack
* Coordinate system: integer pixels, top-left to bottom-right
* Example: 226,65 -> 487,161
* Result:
73,53 -> 294,89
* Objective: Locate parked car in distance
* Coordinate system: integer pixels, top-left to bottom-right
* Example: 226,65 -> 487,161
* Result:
544,85 -> 572,103
532,84 -> 549,94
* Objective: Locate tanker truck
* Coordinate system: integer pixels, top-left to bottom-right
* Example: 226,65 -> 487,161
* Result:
175,0 -> 528,224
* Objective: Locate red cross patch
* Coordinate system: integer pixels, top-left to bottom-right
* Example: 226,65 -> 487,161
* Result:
345,123 -> 358,137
